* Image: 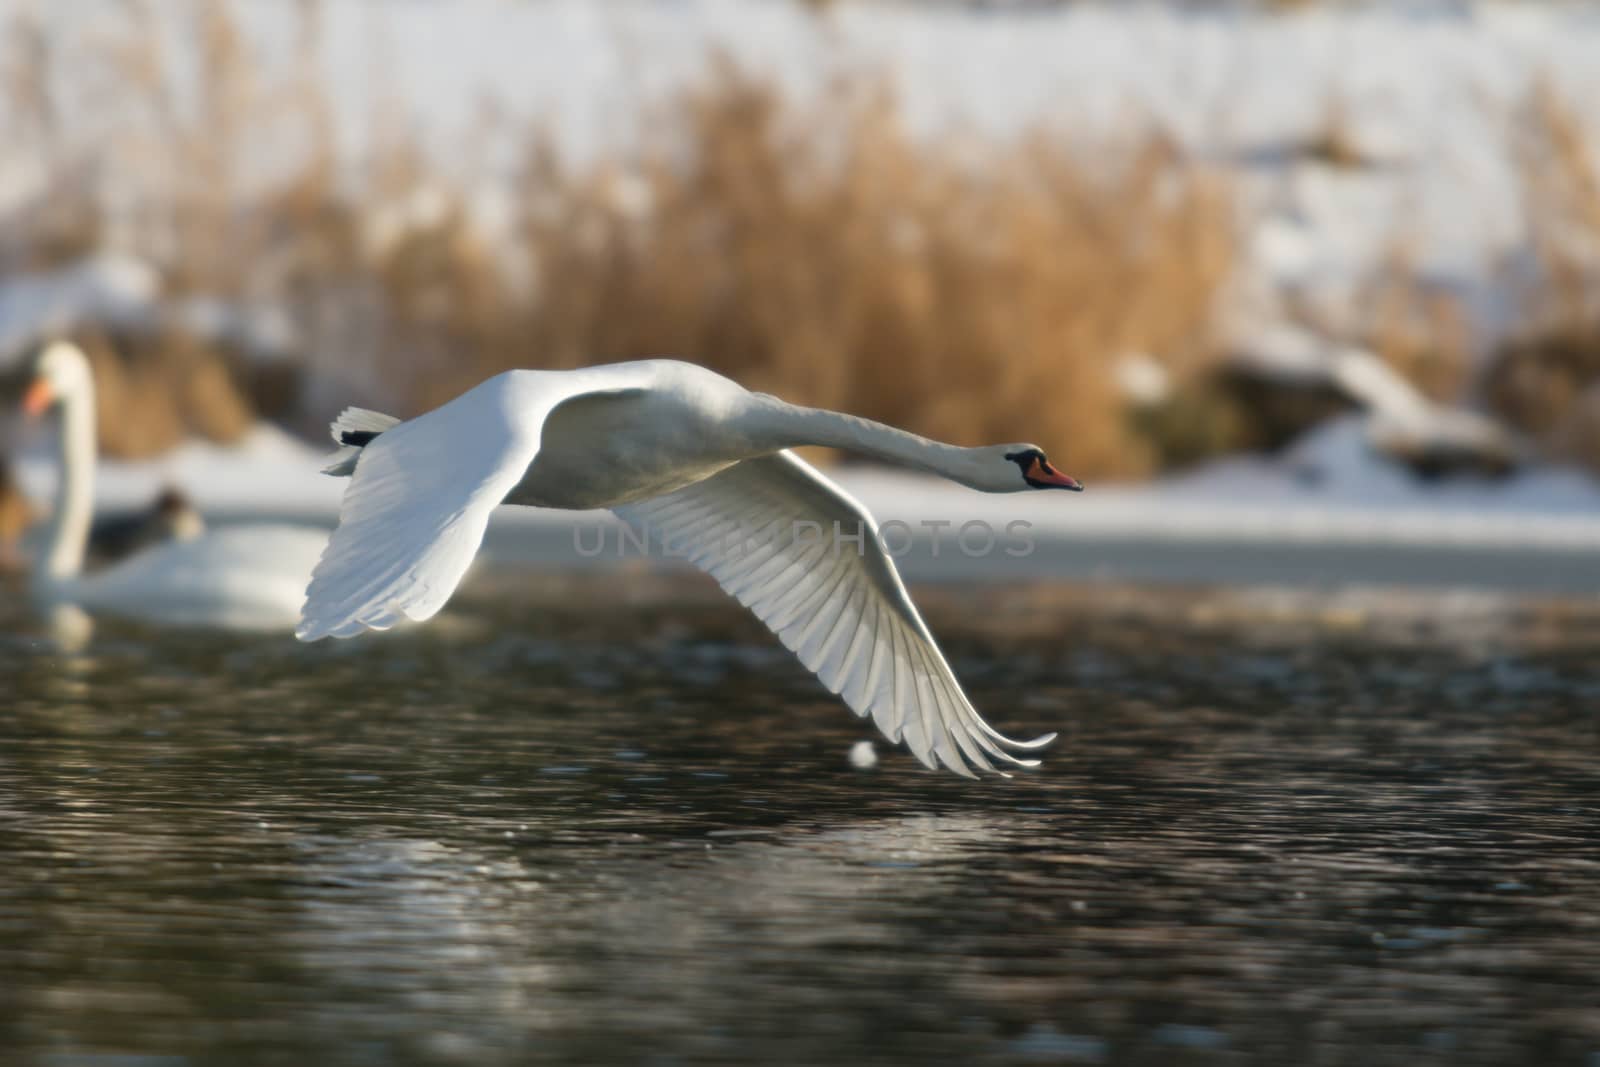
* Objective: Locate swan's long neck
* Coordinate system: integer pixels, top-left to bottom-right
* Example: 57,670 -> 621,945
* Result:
740,396 -> 993,488
42,378 -> 96,580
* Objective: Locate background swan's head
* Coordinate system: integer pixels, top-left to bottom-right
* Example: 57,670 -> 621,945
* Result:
23,341 -> 92,415
994,445 -> 1084,493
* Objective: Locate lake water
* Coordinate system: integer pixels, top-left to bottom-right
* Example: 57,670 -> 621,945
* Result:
2,571 -> 1599,1065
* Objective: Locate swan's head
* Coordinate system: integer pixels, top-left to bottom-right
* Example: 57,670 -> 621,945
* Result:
22,341 -> 92,416
996,446 -> 1083,493
156,487 -> 206,541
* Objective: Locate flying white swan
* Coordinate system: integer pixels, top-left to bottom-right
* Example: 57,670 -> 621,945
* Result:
298,360 -> 1084,776
22,341 -> 328,631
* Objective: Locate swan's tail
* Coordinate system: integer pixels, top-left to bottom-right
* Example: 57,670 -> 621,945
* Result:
322,407 -> 401,476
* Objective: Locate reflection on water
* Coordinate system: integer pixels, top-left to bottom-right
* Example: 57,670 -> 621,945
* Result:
2,571 -> 1599,1065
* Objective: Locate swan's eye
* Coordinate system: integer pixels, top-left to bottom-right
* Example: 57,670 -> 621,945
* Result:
1004,448 -> 1043,469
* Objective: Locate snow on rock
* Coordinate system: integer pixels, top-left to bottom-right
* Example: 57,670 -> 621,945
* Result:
1114,353 -> 1172,407
14,423 -> 342,521
173,299 -> 301,364
1169,412 -> 1598,524
1325,345 -> 1518,474
0,252 -> 301,369
1227,324 -> 1520,474
1230,324 -> 1341,388
1366,406 -> 1519,479
0,255 -> 160,366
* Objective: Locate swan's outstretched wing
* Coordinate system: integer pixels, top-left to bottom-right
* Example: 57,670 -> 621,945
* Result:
297,380 -> 539,641
614,452 -> 1056,777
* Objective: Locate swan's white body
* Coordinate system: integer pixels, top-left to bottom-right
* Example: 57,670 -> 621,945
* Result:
24,342 -> 327,631
41,526 -> 327,631
301,359 -> 1083,776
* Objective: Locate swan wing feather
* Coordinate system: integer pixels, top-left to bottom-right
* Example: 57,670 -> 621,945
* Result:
613,451 -> 1055,777
329,407 -> 402,443
322,407 -> 403,476
298,378 -> 540,641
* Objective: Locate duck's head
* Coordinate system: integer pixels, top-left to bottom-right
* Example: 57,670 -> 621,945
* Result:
155,486 -> 206,541
22,341 -> 92,416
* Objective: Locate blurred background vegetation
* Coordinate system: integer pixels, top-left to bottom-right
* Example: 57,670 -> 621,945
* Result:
0,0 -> 1596,483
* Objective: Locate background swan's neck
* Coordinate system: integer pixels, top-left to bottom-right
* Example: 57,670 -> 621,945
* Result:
42,379 -> 96,580
743,396 -> 991,487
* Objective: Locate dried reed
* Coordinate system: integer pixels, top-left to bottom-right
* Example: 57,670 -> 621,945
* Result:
3,5 -> 1244,475
506,61 -> 1237,478
1487,82 -> 1600,472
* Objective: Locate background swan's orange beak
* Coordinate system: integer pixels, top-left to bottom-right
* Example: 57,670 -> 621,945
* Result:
21,379 -> 54,417
1029,457 -> 1084,491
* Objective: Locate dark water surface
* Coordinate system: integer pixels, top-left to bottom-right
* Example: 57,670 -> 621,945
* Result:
2,572 -> 1599,1066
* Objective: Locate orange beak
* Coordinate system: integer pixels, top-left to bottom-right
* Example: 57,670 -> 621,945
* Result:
1028,456 -> 1084,491
21,379 -> 54,417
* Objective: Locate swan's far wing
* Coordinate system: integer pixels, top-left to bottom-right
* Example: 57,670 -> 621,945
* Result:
613,452 -> 1056,777
297,380 -> 539,641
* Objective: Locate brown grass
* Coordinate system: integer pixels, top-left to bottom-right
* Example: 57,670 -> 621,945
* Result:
1362,239 -> 1473,405
13,2 -> 1600,483
67,330 -> 257,458
0,456 -> 34,564
0,6 -> 1240,478
505,61 -> 1237,478
1486,82 -> 1600,472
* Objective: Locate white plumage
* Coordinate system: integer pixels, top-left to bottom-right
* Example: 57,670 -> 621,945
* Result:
52,525 -> 327,631
300,382 -> 540,637
299,360 -> 1084,776
21,341 -> 327,631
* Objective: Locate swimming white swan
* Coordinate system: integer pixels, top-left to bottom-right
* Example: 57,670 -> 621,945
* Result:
299,360 -> 1084,776
22,341 -> 328,631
